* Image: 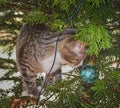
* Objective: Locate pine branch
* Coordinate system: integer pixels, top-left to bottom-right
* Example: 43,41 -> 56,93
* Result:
0,3 -> 32,11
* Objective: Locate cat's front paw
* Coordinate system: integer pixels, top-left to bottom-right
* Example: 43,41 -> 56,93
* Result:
22,90 -> 29,96
22,88 -> 40,98
22,90 -> 35,98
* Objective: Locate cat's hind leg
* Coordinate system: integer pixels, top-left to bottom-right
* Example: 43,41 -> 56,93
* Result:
20,66 -> 39,98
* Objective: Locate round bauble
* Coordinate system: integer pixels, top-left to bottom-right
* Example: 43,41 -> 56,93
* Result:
80,65 -> 99,83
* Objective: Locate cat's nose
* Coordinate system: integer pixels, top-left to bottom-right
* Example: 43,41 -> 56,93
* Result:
85,45 -> 89,49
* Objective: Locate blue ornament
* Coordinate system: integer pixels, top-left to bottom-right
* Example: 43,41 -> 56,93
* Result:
80,65 -> 99,83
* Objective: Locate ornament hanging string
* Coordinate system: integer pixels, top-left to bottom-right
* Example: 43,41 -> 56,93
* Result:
36,0 -> 83,107
66,0 -> 83,22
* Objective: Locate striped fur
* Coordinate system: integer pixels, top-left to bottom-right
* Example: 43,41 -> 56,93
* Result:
16,24 -> 87,97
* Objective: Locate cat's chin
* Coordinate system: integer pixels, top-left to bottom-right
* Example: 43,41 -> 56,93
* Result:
69,60 -> 84,69
76,60 -> 84,67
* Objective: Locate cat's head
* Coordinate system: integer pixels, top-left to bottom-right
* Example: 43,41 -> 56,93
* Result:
59,36 -> 88,68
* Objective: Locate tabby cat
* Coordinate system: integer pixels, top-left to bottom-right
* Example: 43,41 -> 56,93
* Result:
16,24 -> 88,98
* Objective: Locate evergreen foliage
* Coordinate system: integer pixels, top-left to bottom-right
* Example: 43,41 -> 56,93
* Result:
0,0 -> 120,108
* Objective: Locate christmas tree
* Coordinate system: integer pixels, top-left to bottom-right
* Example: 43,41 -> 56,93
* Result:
0,0 -> 120,108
